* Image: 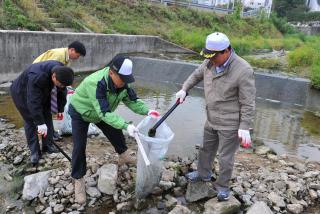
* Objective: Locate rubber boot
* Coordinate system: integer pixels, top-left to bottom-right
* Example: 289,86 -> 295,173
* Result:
119,150 -> 136,165
74,178 -> 86,204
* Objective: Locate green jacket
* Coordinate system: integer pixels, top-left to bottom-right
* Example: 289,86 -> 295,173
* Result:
70,67 -> 149,129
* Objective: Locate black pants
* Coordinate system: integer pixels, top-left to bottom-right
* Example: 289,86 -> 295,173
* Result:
11,92 -> 54,156
69,104 -> 127,179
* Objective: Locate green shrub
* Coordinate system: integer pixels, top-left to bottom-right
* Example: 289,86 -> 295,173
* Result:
288,45 -> 317,68
2,0 -> 41,30
270,13 -> 296,34
244,57 -> 283,70
311,59 -> 320,89
282,36 -> 303,50
231,38 -> 254,55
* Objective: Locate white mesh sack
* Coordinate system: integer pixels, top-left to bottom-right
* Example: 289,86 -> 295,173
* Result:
59,88 -> 99,136
135,116 -> 174,199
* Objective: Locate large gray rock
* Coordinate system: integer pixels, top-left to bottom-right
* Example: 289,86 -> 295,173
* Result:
246,201 -> 273,214
97,164 -> 118,194
168,205 -> 192,214
185,181 -> 217,202
203,195 -> 241,214
267,192 -> 285,208
255,146 -> 272,155
22,170 -> 52,200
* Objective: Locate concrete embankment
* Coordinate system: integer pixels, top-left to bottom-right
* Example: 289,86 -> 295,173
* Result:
0,30 -> 194,83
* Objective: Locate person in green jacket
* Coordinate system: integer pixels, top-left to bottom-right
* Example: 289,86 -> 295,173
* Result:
69,55 -> 160,204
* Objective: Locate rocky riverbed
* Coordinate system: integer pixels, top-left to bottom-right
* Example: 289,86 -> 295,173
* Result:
0,118 -> 319,214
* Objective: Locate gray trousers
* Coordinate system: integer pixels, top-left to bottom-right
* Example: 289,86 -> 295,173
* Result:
198,121 -> 239,189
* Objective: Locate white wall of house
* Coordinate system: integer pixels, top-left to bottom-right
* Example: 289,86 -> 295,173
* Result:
307,0 -> 320,11
242,0 -> 266,8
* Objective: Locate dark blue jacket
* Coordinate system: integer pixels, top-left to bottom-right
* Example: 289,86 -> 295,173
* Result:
10,60 -> 67,125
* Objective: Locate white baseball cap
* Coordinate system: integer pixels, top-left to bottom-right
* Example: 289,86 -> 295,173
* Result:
200,32 -> 230,59
110,56 -> 134,83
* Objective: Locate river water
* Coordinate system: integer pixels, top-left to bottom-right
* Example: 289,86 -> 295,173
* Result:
1,76 -> 319,161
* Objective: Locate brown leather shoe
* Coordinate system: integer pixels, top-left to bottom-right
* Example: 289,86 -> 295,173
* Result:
119,150 -> 136,165
74,178 -> 86,204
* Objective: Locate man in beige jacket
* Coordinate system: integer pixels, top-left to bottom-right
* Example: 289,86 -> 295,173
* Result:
176,32 -> 255,201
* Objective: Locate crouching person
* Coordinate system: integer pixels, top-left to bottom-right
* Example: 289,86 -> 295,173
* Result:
10,61 -> 74,164
69,55 -> 159,204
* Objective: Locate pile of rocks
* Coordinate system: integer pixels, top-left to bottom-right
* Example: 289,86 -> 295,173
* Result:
1,118 -> 320,214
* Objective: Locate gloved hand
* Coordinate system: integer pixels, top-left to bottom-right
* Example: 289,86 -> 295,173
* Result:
57,113 -> 64,120
148,110 -> 160,118
238,129 -> 251,148
37,124 -> 48,137
175,89 -> 187,103
127,124 -> 139,137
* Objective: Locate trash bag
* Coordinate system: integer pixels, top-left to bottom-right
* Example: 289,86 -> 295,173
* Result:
135,116 -> 174,199
59,87 -> 99,136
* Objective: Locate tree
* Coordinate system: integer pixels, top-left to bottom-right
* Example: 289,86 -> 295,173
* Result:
273,0 -> 308,21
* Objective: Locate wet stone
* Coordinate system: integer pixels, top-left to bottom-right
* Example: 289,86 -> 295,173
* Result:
168,205 -> 191,214
267,192 -> 285,208
204,195 -> 241,214
4,173 -> 13,181
6,124 -> 16,129
116,201 -> 133,212
287,204 -> 304,214
35,205 -> 45,213
185,181 -> 217,202
165,194 -> 178,208
309,189 -> 318,200
86,186 -> 101,198
246,201 -> 273,214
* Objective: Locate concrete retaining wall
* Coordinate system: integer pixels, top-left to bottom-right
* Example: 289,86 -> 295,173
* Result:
0,30 -> 194,83
132,57 -> 320,109
295,26 -> 320,35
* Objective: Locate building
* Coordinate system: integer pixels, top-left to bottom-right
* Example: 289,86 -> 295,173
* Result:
306,0 -> 320,11
242,0 -> 272,9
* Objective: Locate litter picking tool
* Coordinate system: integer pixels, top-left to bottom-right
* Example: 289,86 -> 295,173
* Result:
148,98 -> 184,137
51,140 -> 72,162
134,132 -> 150,166
38,134 -> 71,162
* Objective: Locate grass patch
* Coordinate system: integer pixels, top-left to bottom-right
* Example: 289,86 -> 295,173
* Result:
37,0 -> 281,54
1,0 -> 41,30
244,56 -> 283,70
311,59 -> 320,89
9,175 -> 24,198
288,45 -> 317,68
301,111 -> 320,136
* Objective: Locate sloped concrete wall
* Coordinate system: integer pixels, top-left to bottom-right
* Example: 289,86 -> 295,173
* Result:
0,30 -> 193,83
132,57 -> 320,109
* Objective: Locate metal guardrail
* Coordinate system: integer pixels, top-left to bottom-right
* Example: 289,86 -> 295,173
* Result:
150,0 -> 233,14
150,0 -> 269,17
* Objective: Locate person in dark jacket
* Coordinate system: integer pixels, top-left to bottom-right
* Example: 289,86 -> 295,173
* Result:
10,60 -> 74,164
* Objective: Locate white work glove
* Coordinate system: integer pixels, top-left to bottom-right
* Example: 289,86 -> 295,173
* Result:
37,124 -> 48,137
148,110 -> 160,118
175,89 -> 187,103
238,129 -> 251,148
127,124 -> 139,138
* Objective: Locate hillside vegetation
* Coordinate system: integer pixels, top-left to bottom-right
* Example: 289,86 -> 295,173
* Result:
1,0 -> 320,88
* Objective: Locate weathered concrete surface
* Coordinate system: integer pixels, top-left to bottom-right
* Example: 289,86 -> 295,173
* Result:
132,57 -> 320,110
0,30 -> 194,83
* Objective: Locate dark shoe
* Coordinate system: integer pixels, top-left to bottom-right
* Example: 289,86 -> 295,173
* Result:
42,143 -> 59,154
186,171 -> 213,182
217,188 -> 230,201
30,153 -> 39,164
53,130 -> 62,141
